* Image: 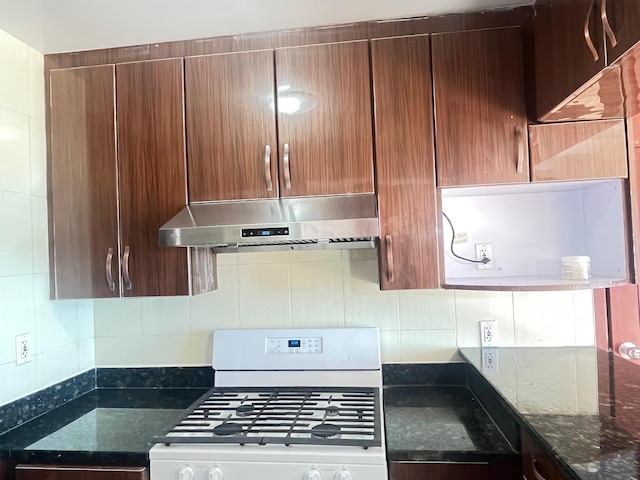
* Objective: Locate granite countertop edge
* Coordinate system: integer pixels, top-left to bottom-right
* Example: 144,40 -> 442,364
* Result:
458,349 -> 583,480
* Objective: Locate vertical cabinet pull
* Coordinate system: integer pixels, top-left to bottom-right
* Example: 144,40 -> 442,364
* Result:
105,248 -> 115,291
123,246 -> 132,291
264,145 -> 273,192
531,459 -> 548,480
283,143 -> 292,190
385,235 -> 395,283
584,0 -> 600,62
515,126 -> 525,174
601,0 -> 618,47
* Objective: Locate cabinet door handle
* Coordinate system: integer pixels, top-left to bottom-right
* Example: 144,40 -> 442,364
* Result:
123,246 -> 132,291
264,144 -> 273,192
283,143 -> 292,190
531,459 -> 548,480
515,126 -> 525,174
105,247 -> 115,291
385,235 -> 394,283
584,0 -> 600,62
601,0 -> 618,47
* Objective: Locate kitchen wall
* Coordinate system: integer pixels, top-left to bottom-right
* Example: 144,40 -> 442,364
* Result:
0,29 -> 94,406
94,250 -> 595,366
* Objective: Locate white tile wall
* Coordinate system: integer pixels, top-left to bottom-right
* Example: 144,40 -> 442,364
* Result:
93,251 -> 596,367
0,29 -> 94,407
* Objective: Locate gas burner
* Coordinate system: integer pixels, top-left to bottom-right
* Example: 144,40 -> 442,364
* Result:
326,406 -> 339,416
311,423 -> 341,438
236,404 -> 255,417
213,423 -> 244,436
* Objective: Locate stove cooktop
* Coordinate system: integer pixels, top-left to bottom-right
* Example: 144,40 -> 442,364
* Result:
155,387 -> 382,449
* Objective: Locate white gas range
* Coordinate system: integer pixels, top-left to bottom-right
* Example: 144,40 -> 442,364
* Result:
150,328 -> 388,480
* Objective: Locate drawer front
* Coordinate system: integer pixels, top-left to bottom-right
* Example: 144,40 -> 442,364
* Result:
522,434 -> 567,480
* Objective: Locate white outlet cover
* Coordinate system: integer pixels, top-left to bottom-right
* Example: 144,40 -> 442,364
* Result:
480,321 -> 497,347
15,333 -> 33,366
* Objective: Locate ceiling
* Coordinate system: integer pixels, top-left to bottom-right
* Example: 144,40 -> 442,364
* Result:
0,0 -> 532,54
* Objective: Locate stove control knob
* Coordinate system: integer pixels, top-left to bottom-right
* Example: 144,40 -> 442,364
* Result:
334,469 -> 352,480
178,466 -> 195,480
304,468 -> 322,480
208,467 -> 223,480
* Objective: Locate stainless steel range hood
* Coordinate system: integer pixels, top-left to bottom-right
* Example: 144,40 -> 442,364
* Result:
159,194 -> 379,253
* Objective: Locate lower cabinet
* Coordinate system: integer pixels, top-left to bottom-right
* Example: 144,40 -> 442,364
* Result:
388,461 -> 521,480
15,466 -> 146,480
522,433 -> 568,480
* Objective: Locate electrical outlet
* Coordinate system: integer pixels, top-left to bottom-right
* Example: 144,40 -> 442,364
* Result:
480,321 -> 497,347
475,243 -> 493,270
15,333 -> 33,365
481,347 -> 498,373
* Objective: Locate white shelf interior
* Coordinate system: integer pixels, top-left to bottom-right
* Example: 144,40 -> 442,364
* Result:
440,179 -> 628,289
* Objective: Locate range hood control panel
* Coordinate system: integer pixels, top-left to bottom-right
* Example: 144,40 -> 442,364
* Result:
266,337 -> 323,354
242,227 -> 290,237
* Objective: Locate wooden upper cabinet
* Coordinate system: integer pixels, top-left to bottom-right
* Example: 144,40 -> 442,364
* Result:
372,35 -> 440,291
275,41 -> 375,197
534,0 -> 606,120
49,65 -> 120,299
529,119 -> 628,182
116,59 -> 189,297
605,0 -> 640,64
432,27 -> 529,187
185,50 -> 279,201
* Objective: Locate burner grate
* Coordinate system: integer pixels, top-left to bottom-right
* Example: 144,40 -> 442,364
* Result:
155,386 -> 381,448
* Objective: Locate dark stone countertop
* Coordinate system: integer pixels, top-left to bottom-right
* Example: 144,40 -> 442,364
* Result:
0,388 -> 208,465
460,347 -> 640,480
383,385 -> 517,463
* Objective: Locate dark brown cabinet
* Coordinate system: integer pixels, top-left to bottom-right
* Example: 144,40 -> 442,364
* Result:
601,0 -> 640,65
49,65 -> 120,300
432,27 -> 529,187
529,119 -> 628,181
534,0 -> 606,121
522,433 -> 568,480
16,465 -> 146,480
389,461 -> 521,480
116,58 -> 189,297
185,50 -> 279,202
275,41 -> 375,197
371,35 -> 440,291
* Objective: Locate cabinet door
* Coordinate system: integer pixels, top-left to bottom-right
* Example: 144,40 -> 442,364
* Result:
522,433 -> 568,480
535,0 -> 606,120
49,65 -> 120,299
432,27 -> 529,187
275,41 -> 374,197
372,36 -> 440,291
16,465 -> 146,480
116,59 -> 189,297
529,119 -> 628,182
185,50 -> 278,201
605,0 -> 640,64
389,462 -> 489,480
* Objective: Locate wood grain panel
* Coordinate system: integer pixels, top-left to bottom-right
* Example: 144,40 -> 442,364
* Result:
371,35 -> 440,291
389,462 -> 490,480
534,0 -> 606,120
522,433 -> 568,480
594,289 -> 609,350
116,58 -> 189,297
275,41 -> 374,196
540,66 -> 625,122
49,65 -> 120,299
529,119 -> 628,181
606,286 -> 640,360
605,0 -> 640,64
185,50 -> 278,201
630,114 -> 640,282
432,27 -> 530,187
273,23 -> 369,48
16,466 -> 146,480
151,32 -> 275,59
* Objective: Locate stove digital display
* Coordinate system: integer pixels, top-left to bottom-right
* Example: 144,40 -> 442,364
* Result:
288,340 -> 301,348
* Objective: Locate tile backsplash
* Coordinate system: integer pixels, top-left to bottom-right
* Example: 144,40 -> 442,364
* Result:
0,29 -> 94,406
94,250 -> 596,367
